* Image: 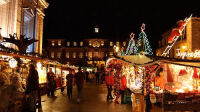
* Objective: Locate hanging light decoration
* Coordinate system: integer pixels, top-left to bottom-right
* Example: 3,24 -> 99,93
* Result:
9,58 -> 17,68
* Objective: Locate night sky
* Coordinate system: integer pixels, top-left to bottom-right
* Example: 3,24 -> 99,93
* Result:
43,1 -> 200,50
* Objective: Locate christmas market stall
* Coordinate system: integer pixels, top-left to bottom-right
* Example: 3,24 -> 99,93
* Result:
145,59 -> 200,112
107,55 -> 200,112
106,21 -> 200,112
0,34 -> 77,111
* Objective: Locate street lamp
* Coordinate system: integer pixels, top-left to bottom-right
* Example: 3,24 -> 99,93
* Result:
113,45 -> 120,55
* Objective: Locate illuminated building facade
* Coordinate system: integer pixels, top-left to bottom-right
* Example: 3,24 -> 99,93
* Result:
0,0 -> 48,54
156,17 -> 200,60
47,38 -> 127,70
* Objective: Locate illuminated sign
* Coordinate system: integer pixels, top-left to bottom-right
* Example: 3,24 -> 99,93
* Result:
176,49 -> 200,59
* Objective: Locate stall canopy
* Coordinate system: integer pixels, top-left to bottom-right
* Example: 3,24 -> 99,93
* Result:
109,55 -> 200,68
119,55 -> 153,65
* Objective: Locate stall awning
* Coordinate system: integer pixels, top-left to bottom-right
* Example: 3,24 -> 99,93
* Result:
119,55 -> 153,65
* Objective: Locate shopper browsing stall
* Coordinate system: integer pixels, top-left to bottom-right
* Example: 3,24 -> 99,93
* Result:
47,68 -> 56,97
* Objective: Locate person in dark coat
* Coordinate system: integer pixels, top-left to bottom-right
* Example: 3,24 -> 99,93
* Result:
47,68 -> 56,97
66,70 -> 74,99
95,71 -> 100,84
85,71 -> 89,82
25,64 -> 39,112
74,67 -> 85,103
145,92 -> 152,112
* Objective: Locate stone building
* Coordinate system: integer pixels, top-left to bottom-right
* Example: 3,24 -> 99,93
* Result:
0,0 -> 48,54
156,17 -> 200,60
47,38 -> 127,71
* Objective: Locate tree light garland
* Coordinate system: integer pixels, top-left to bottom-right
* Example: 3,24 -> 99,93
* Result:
135,23 -> 153,55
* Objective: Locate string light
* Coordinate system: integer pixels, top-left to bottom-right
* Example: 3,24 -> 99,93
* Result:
135,24 -> 153,55
126,32 -> 136,55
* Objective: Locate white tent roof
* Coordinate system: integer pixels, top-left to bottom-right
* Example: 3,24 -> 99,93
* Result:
119,54 -> 153,65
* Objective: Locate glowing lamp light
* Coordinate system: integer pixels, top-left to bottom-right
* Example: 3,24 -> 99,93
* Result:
94,27 -> 99,33
116,46 -> 119,52
37,62 -> 42,69
182,45 -> 187,50
9,58 -> 17,68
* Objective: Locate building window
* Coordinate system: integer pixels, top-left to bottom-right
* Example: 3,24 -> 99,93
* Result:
89,41 -> 92,46
52,41 -> 55,46
66,52 -> 69,58
73,42 -> 77,46
73,52 -> 76,58
57,52 -> 61,58
51,51 -> 54,58
110,52 -> 113,56
67,42 -> 70,46
116,42 -> 119,46
101,41 -> 104,46
94,52 -> 98,57
80,42 -> 83,46
110,42 -> 113,46
101,52 -> 104,58
123,42 -> 126,46
22,9 -> 34,52
79,52 -> 83,58
88,52 -> 92,58
93,41 -> 100,47
58,41 -> 61,46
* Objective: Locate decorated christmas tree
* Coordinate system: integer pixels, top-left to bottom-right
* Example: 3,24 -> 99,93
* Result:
125,33 -> 137,55
135,23 -> 153,55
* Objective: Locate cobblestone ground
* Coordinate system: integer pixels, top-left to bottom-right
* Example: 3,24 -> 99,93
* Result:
39,81 -> 132,112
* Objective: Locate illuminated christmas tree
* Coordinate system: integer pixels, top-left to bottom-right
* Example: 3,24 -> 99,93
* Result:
126,33 -> 137,55
135,23 -> 153,55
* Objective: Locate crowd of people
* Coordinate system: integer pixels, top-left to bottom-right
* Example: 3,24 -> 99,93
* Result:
0,63 -> 131,112
45,67 -> 130,105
